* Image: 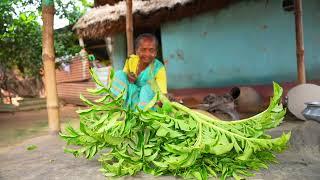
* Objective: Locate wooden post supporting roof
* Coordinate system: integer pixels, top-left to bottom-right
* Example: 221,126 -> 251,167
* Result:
42,0 -> 61,134
79,37 -> 85,47
105,36 -> 113,65
126,0 -> 134,56
294,0 -> 306,84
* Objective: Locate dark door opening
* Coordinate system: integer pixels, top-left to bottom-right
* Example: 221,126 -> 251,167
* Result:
84,39 -> 111,67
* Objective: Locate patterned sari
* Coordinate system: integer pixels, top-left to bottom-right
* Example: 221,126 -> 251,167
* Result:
110,55 -> 167,110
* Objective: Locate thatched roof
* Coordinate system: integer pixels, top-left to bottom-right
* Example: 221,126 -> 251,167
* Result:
94,0 -> 121,6
74,0 -> 235,39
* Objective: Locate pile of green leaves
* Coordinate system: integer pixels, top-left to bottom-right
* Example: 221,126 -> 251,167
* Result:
60,70 -> 290,180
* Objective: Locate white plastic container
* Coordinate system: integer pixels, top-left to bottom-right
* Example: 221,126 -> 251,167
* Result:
92,66 -> 111,88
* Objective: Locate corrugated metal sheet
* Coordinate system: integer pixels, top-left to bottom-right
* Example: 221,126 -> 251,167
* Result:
57,81 -> 100,105
55,57 -> 101,105
56,57 -> 91,83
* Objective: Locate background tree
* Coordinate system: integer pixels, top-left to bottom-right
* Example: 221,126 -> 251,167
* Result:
0,0 -> 92,98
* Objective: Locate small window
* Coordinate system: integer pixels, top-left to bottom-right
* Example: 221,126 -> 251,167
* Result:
282,0 -> 294,12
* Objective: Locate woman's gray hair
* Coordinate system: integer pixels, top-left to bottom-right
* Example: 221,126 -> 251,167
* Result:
135,33 -> 159,51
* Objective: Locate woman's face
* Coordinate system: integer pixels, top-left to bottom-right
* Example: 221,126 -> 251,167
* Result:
136,38 -> 157,64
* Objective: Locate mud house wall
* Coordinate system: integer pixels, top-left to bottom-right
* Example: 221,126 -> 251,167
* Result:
161,0 -> 320,89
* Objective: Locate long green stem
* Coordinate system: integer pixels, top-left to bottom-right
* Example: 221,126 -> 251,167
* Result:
171,102 -> 223,124
172,101 -> 282,144
193,121 -> 202,148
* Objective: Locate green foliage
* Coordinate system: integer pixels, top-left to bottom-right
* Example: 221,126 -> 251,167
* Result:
0,6 -> 42,77
60,70 -> 291,180
42,0 -> 54,6
54,0 -> 93,25
27,144 -> 37,151
53,0 -> 92,63
0,0 -> 91,77
54,26 -> 82,58
53,0 -> 92,59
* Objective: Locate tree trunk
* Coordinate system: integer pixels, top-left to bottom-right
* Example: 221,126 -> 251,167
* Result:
42,0 -> 60,134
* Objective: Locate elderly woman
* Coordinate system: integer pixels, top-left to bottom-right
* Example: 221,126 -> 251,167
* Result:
110,34 -> 167,110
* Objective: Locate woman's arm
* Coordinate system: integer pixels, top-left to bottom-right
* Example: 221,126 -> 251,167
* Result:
123,56 -> 138,83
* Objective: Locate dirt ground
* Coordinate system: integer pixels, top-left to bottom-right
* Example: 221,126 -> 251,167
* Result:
0,105 -> 79,148
0,108 -> 320,180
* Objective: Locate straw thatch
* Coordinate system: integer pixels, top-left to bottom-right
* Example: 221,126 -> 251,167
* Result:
74,0 -> 235,39
94,0 -> 121,6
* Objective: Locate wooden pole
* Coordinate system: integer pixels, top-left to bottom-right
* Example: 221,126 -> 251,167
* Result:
294,0 -> 306,84
42,0 -> 60,134
79,37 -> 85,47
105,37 -> 113,65
126,0 -> 134,56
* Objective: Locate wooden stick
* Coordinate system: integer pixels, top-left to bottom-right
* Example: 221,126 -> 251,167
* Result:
126,0 -> 134,56
294,0 -> 306,84
79,37 -> 85,47
42,1 -> 61,134
105,37 -> 113,65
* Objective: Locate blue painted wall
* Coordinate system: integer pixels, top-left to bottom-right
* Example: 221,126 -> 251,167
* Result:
161,0 -> 320,89
111,33 -> 127,70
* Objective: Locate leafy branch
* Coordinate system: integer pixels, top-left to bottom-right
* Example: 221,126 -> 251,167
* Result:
60,69 -> 290,180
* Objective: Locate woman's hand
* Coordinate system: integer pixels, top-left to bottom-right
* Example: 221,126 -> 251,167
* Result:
157,101 -> 163,107
128,72 -> 137,83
